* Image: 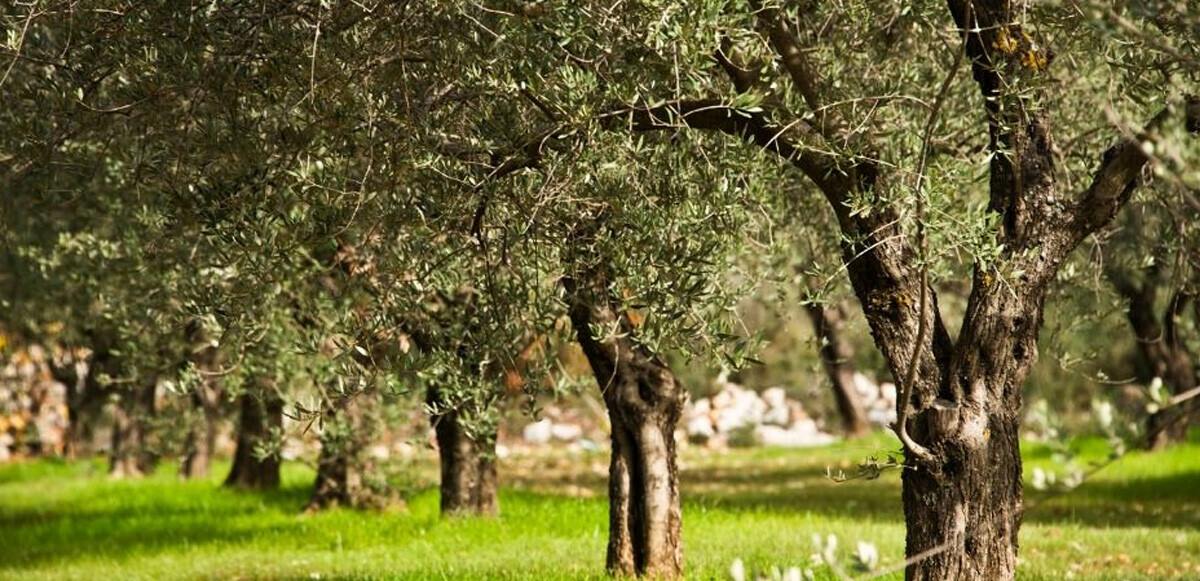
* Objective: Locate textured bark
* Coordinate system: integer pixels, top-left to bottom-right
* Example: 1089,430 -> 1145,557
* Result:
307,391 -> 391,511
108,380 -> 157,478
224,383 -> 282,490
892,4 -> 1200,579
564,264 -> 685,579
427,386 -> 498,516
805,301 -> 871,438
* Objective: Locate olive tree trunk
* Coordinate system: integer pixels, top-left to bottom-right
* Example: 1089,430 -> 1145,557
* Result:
307,391 -> 391,511
805,301 -> 871,438
108,380 -> 157,478
564,265 -> 685,579
180,324 -> 225,479
179,391 -> 221,479
427,386 -> 498,516
224,382 -> 282,490
48,348 -> 104,459
1106,267 -> 1197,449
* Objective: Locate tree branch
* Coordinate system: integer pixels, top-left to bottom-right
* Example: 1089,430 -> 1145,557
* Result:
1075,97 -> 1200,233
600,99 -> 836,188
753,2 -> 841,141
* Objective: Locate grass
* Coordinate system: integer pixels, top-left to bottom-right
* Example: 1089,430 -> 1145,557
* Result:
1,432 -> 1199,580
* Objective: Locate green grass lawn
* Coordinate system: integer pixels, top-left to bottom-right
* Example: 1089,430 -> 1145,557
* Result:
2,432 -> 1198,580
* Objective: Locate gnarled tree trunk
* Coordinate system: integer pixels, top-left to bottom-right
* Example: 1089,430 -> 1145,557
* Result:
805,301 -> 871,438
307,391 -> 390,511
109,380 -> 158,478
564,265 -> 685,579
224,382 -> 282,490
427,386 -> 498,516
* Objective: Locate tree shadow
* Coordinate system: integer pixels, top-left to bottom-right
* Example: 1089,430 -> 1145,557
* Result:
503,446 -> 1200,529
0,478 -> 314,569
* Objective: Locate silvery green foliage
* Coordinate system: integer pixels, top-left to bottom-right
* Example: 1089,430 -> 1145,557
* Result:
2,0 -> 1197,435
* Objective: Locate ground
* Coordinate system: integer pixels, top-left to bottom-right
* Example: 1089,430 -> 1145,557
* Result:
1,432 -> 1198,580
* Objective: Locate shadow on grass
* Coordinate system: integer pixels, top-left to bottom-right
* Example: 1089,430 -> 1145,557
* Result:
504,446 -> 1200,529
0,479 -> 315,569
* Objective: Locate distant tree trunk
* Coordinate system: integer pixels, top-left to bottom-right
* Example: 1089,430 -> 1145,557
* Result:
48,348 -> 101,459
306,391 -> 390,511
224,382 -> 282,490
805,301 -> 871,438
1115,283 -> 1196,449
180,391 -> 220,479
180,326 -> 224,479
564,264 -> 685,579
427,386 -> 498,516
108,380 -> 157,478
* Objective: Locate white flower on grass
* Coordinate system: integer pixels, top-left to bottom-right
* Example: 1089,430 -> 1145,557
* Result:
810,533 -> 838,567
853,541 -> 879,572
729,558 -> 746,581
783,567 -> 802,581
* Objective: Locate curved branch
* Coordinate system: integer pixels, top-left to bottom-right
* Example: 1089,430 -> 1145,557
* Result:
1075,96 -> 1200,234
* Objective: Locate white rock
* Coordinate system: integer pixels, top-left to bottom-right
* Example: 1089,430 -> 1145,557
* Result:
791,418 -> 820,436
755,424 -> 834,448
550,422 -> 583,442
762,386 -> 788,408
686,415 -> 715,442
853,372 -> 879,404
522,418 -> 553,444
868,406 -> 897,426
880,382 -> 897,403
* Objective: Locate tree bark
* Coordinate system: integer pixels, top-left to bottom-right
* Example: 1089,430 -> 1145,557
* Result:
306,391 -> 390,511
427,386 -> 498,516
180,330 -> 224,479
805,301 -> 871,438
108,380 -> 157,478
564,263 -> 685,579
224,382 -> 282,490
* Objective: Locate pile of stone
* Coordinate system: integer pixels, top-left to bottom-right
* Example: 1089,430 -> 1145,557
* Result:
853,372 -> 898,428
518,403 -> 605,452
511,374 -> 898,450
0,344 -> 69,460
684,383 -> 834,448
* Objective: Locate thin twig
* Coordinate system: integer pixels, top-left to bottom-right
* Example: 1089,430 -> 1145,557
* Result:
893,22 -> 969,464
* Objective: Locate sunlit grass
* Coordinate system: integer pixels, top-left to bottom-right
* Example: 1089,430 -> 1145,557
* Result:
1,431 -> 1198,580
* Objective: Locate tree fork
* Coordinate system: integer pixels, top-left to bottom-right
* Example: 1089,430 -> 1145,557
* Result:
563,262 -> 685,578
